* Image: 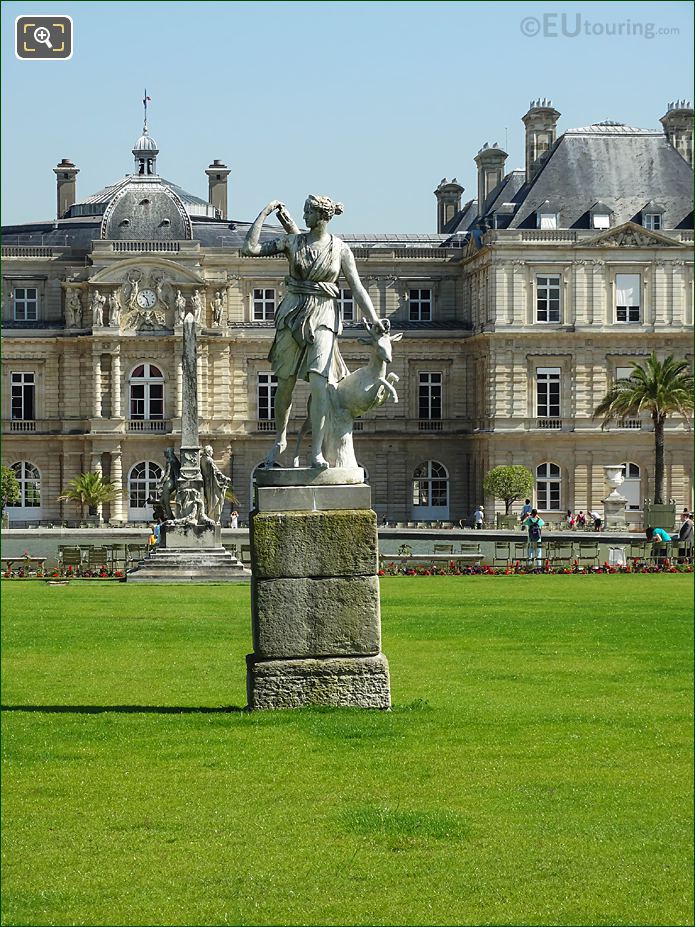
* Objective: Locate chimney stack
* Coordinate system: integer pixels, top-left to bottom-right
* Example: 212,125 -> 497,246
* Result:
522,99 -> 561,183
434,178 -> 464,233
660,100 -> 694,167
53,158 -> 79,219
474,143 -> 508,216
206,160 -> 231,219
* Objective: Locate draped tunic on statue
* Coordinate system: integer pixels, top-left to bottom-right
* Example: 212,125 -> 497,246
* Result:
269,233 -> 350,383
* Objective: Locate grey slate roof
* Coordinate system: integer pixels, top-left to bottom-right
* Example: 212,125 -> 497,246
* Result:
464,124 -> 693,231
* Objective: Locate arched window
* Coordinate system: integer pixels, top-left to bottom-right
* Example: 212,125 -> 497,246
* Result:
412,461 -> 449,519
621,462 -> 641,511
7,461 -> 41,522
536,462 -> 561,511
129,364 -> 164,422
128,461 -> 162,521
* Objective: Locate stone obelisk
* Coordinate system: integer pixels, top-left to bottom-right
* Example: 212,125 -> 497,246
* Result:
173,314 -> 209,529
131,310 -> 249,581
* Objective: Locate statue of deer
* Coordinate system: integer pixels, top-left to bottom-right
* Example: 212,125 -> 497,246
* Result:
293,319 -> 402,469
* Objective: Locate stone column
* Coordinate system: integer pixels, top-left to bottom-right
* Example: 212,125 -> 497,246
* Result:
247,468 -> 391,710
112,351 -> 122,418
110,446 -> 125,523
93,352 -> 102,418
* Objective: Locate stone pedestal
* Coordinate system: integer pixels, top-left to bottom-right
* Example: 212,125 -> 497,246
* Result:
247,468 -> 391,710
603,494 -> 628,530
129,523 -> 250,584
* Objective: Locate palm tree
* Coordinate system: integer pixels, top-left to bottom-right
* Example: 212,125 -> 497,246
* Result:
593,353 -> 693,504
57,472 -> 122,522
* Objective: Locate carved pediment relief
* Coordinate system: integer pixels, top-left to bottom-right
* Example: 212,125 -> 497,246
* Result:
88,257 -> 204,286
88,260 -> 206,331
580,221 -> 680,249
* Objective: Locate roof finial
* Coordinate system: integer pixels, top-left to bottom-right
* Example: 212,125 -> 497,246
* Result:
142,89 -> 151,133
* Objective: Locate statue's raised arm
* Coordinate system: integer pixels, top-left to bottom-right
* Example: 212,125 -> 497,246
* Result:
242,200 -> 299,257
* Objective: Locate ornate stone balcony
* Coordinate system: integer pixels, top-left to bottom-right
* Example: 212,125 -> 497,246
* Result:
126,419 -> 171,433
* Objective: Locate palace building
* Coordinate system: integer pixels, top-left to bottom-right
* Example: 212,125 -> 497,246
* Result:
2,99 -> 693,525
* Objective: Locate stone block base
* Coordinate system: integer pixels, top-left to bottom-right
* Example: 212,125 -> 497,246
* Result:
247,653 -> 391,710
253,575 -> 380,658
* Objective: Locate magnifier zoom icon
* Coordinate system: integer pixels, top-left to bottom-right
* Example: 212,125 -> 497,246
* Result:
33,26 -> 53,48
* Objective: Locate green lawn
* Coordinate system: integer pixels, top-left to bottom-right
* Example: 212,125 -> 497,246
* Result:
1,577 -> 692,926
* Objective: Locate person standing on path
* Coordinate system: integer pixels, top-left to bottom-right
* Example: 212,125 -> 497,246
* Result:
523,508 -> 545,570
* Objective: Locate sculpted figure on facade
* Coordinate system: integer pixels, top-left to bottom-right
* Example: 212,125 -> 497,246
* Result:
200,445 -> 233,523
191,289 -> 203,324
65,288 -> 82,328
153,273 -> 171,312
243,195 -> 387,469
211,291 -> 224,327
108,290 -> 122,328
90,289 -> 106,326
125,270 -> 142,311
175,289 -> 187,325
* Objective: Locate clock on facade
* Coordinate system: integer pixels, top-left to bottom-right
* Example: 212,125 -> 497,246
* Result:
136,288 -> 157,309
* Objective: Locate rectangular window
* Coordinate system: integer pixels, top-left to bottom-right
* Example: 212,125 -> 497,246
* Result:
148,384 -> 164,419
643,213 -> 661,231
419,372 -> 442,420
536,276 -> 561,322
338,288 -> 354,322
592,213 -> 610,229
130,384 -> 145,419
253,288 -> 275,321
537,480 -> 561,510
11,372 -> 35,420
615,273 -> 641,323
536,367 -> 561,419
409,288 -> 432,322
257,373 -> 278,421
13,287 -> 38,321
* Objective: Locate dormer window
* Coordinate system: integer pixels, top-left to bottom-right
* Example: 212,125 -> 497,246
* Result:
537,210 -> 557,230
590,202 -> 613,229
641,202 -> 665,231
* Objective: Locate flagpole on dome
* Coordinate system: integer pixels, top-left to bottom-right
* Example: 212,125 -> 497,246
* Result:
142,89 -> 152,133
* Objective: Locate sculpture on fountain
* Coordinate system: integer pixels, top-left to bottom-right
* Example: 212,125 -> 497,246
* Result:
200,444 -> 233,523
243,195 -> 389,470
131,314 -> 248,582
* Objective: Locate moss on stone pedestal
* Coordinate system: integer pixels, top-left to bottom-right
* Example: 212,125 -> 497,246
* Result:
251,509 -> 377,579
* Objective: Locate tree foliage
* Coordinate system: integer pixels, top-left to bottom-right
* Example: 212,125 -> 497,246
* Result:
483,466 -> 534,514
593,353 -> 693,504
1,465 -> 21,514
57,472 -> 122,517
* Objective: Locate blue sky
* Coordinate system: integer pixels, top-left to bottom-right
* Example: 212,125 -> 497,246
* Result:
2,0 -> 693,231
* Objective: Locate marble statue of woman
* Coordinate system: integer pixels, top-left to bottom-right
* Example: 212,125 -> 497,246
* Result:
243,195 -> 385,469
200,445 -> 233,523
